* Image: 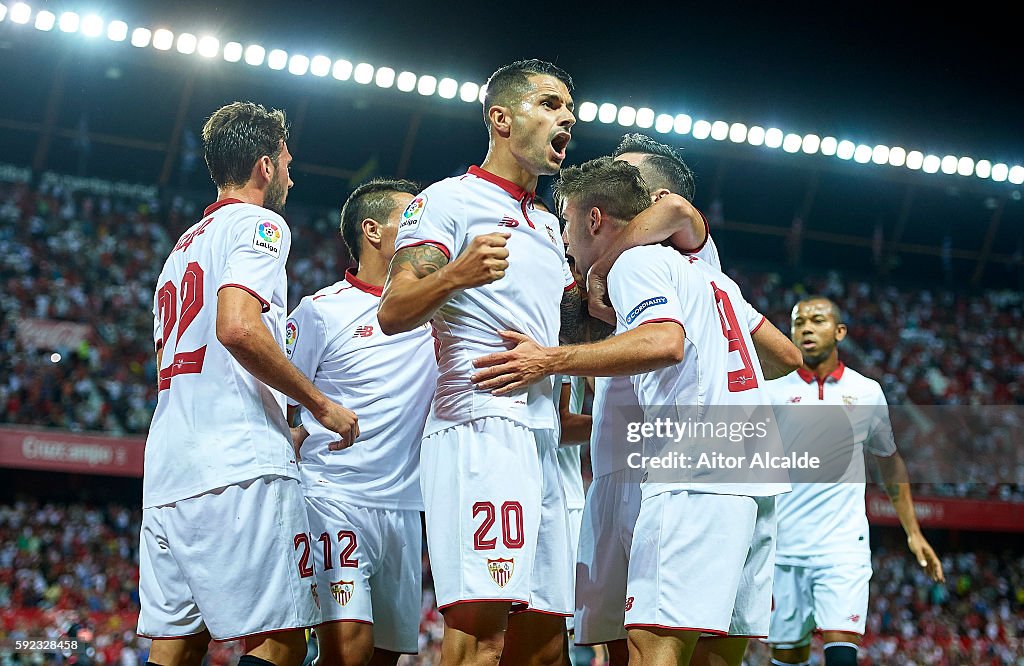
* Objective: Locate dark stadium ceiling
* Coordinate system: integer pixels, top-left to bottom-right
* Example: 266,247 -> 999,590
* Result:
1,0 -> 1022,286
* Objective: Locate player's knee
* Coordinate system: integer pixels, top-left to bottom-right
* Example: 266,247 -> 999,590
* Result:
315,623 -> 375,666
244,630 -> 309,666
823,641 -> 858,666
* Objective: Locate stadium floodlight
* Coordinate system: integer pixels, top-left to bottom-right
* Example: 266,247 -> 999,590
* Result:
853,144 -> 872,163
692,120 -> 712,140
375,67 -> 396,88
636,107 -> 655,129
836,140 -> 855,160
802,134 -> 820,154
332,59 -> 353,81
764,127 -> 783,148
266,49 -> 288,70
577,102 -> 598,122
991,163 -> 1009,182
957,157 -> 974,177
396,71 -> 417,92
223,41 -> 242,62
974,159 -> 992,179
59,11 -> 80,32
107,20 -> 127,41
1009,166 -> 1024,185
729,123 -> 747,143
176,32 -> 197,55
674,114 -> 692,135
438,78 -> 458,99
820,136 -> 838,156
922,155 -> 941,173
905,150 -> 924,170
746,125 -> 765,146
782,133 -> 802,153
81,14 -> 103,37
598,103 -> 617,124
871,145 -> 889,165
654,113 -> 673,133
152,28 -> 174,50
197,36 -> 219,58
353,62 -> 374,84
459,81 -> 479,103
130,27 -> 151,48
309,55 -> 331,77
34,9 -> 54,30
478,85 -> 487,103
940,155 -> 957,175
710,120 -> 729,141
0,3 -> 7,22
416,74 -> 437,95
288,54 -> 309,76
244,44 -> 266,66
617,106 -> 637,127
10,2 -> 29,24
888,146 -> 907,167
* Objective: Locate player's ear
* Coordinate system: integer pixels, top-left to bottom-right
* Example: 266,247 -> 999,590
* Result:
255,155 -> 275,185
834,322 -> 848,342
488,105 -> 513,138
361,218 -> 382,246
651,188 -> 672,203
588,206 -> 602,235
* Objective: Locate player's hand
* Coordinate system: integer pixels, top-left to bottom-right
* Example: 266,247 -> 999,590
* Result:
908,532 -> 945,583
471,330 -> 553,395
290,425 -> 310,461
314,402 -> 360,450
449,233 -> 510,288
586,271 -> 616,325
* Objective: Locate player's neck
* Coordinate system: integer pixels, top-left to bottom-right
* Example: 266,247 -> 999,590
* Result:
479,150 -> 539,196
215,185 -> 267,209
351,255 -> 388,288
805,352 -> 840,380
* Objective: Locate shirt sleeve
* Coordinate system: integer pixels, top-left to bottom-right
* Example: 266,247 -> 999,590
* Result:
284,298 -> 327,408
865,385 -> 898,456
394,185 -> 463,260
152,288 -> 163,351
607,247 -> 685,332
218,211 -> 290,312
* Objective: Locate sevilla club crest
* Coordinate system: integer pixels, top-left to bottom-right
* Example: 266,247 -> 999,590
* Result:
330,579 -> 355,606
487,558 -> 515,588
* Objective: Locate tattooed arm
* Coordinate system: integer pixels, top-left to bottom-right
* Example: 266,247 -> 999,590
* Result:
559,285 -> 584,345
378,233 -> 511,334
874,451 -> 945,582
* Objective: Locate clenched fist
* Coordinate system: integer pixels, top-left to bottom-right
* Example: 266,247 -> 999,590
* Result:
449,232 -> 511,288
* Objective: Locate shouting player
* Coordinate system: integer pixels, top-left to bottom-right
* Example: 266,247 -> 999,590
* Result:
286,179 -> 437,665
763,297 -> 944,666
138,102 -> 357,666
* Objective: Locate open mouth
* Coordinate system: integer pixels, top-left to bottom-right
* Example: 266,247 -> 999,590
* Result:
550,132 -> 571,161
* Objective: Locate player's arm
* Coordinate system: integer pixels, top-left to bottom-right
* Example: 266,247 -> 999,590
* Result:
558,381 -> 592,445
285,405 -> 310,460
217,287 -> 359,448
560,284 -> 585,344
378,234 -> 511,335
586,194 -> 702,324
751,318 -> 803,379
873,450 -> 945,582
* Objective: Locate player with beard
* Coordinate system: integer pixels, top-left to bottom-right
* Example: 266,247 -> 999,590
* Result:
138,102 -> 358,666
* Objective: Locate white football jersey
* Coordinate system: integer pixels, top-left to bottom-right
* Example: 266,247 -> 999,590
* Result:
764,364 -> 897,564
286,270 -> 438,510
590,375 -> 647,479
691,211 -> 722,271
554,375 -> 587,510
395,166 -> 575,436
608,245 -> 790,497
144,199 -> 296,508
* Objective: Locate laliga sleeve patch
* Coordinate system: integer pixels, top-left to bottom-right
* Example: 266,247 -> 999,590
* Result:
285,318 -> 298,358
252,219 -> 283,257
399,194 -> 427,229
625,296 -> 668,324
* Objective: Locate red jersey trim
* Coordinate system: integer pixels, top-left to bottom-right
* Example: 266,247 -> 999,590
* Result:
751,315 -> 767,334
398,239 -> 451,261
509,607 -> 573,618
316,618 -> 373,627
219,283 -> 271,313
564,280 -> 578,292
344,268 -> 384,297
467,165 -> 535,202
796,361 -> 845,384
679,207 -> 712,254
638,317 -> 685,333
624,623 -> 728,636
203,197 -> 245,217
437,597 -> 530,612
210,623 -> 313,643
136,629 -> 210,640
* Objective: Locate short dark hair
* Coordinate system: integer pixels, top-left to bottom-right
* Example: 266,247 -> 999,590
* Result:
340,178 -> 421,263
202,102 -> 289,188
797,296 -> 844,325
612,133 -> 695,202
482,59 -> 573,129
554,157 -> 650,224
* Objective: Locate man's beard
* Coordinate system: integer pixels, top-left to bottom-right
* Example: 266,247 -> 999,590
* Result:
264,178 -> 286,215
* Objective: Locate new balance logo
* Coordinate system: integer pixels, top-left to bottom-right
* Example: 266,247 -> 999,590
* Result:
787,396 -> 802,403
847,614 -> 861,623
624,596 -> 634,612
498,216 -> 519,228
353,325 -> 374,338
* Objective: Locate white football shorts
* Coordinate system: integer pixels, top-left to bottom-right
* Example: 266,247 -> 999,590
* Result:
766,559 -> 871,648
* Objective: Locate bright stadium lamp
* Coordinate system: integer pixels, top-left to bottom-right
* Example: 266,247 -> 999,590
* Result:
34,10 -> 55,30
0,3 -> 8,22
288,54 -> 309,76
1009,166 -> 1024,185
223,42 -> 242,62
836,140 -> 855,160
674,114 -> 692,135
176,32 -> 197,55
617,106 -> 637,127
888,146 -> 906,167
692,120 -> 712,140
396,71 -> 416,92
353,62 -> 374,83
636,108 -> 655,129
130,27 -> 151,47
957,157 -> 974,177
375,67 -> 396,88
598,103 -> 617,123
244,44 -> 265,66
10,2 -> 29,24
922,155 -> 941,173
577,102 -> 598,122
802,134 -> 820,154
460,81 -> 479,103
152,28 -> 174,50
710,120 -> 729,141
782,133 -> 802,153
871,145 -> 889,165
416,74 -> 436,95
820,136 -> 838,156
438,78 -> 458,99
197,36 -> 219,58
653,114 -> 672,133
991,163 -> 1009,182
940,155 -> 957,175
853,144 -> 872,163
106,20 -> 127,41
746,126 -> 765,146
81,14 -> 103,37
729,123 -> 747,143
974,159 -> 992,179
764,128 -> 783,148
59,11 -> 80,32
309,55 -> 331,77
905,150 -> 924,170
267,49 -> 288,70
332,59 -> 353,80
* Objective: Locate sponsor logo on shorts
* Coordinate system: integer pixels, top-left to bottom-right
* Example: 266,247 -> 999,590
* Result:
252,220 -> 283,257
624,596 -> 634,612
847,613 -> 861,623
400,195 -> 426,228
487,558 -> 514,588
331,579 -> 355,606
625,296 -> 668,324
